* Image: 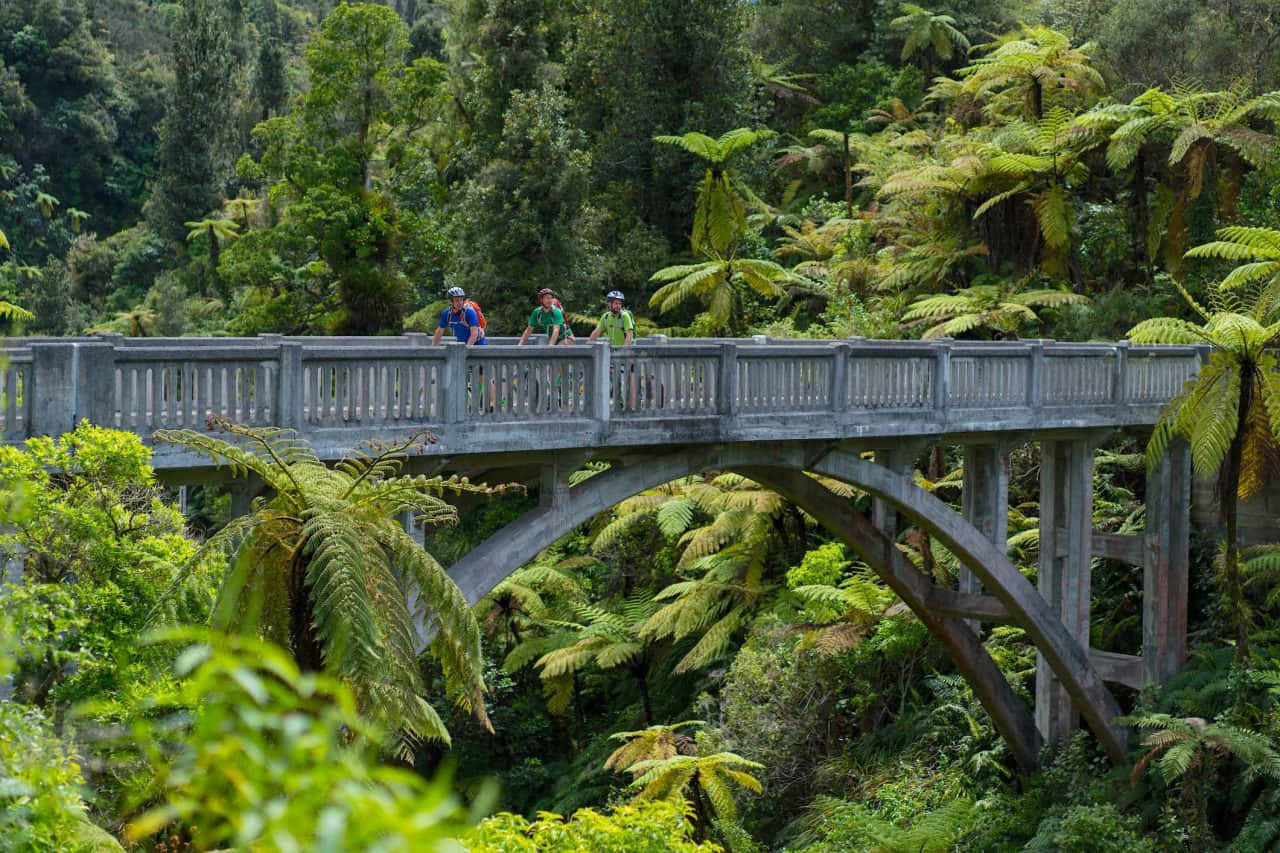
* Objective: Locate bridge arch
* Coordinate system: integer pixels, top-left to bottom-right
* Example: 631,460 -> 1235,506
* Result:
442,441 -> 1129,768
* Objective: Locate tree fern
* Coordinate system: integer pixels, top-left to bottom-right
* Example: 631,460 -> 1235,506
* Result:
621,742 -> 764,827
155,420 -> 498,750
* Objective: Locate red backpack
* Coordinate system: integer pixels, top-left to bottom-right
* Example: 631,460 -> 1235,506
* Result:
450,299 -> 487,330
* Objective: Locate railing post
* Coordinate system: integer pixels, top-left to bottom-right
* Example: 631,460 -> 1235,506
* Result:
591,340 -> 611,428
30,341 -> 115,436
443,342 -> 467,424
932,340 -> 951,414
718,342 -> 738,418
78,341 -> 115,428
1112,340 -> 1128,406
1027,341 -> 1045,411
277,342 -> 303,428
830,342 -> 850,413
30,342 -> 75,436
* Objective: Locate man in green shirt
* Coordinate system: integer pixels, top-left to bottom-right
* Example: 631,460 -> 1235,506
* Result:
519,288 -> 574,345
588,290 -> 636,346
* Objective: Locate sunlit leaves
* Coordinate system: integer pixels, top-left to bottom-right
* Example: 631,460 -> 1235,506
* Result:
155,421 -> 498,748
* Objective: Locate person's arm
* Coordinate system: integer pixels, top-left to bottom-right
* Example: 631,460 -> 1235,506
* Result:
624,328 -> 634,345
547,307 -> 563,346
465,307 -> 481,345
432,310 -> 447,345
622,311 -> 635,345
468,324 -> 480,345
518,326 -> 532,345
588,320 -> 602,342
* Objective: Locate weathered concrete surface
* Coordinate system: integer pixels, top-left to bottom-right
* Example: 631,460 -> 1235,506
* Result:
1,336 -> 1202,473
740,465 -> 1043,770
439,441 -> 1132,765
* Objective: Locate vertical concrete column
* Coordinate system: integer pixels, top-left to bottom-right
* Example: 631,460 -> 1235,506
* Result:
932,340 -> 951,414
872,446 -> 917,538
229,483 -> 254,519
31,342 -> 76,436
442,342 -> 467,425
960,443 -> 1011,628
277,342 -> 303,429
1036,437 -> 1095,748
400,508 -> 426,548
830,342 -> 850,414
1144,440 -> 1190,685
30,341 -> 115,436
590,340 -> 611,427
539,460 -> 570,514
1027,341 -> 1046,412
718,343 -> 739,419
1112,340 -> 1129,406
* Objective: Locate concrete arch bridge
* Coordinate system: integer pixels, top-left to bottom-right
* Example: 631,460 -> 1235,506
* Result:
4,333 -> 1203,767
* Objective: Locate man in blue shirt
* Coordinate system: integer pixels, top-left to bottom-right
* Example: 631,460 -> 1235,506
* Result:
432,286 -> 486,346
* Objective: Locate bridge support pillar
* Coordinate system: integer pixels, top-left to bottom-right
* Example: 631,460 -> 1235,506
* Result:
961,443 -> 1010,630
229,483 -> 254,519
400,509 -> 426,548
872,445 -> 919,536
1144,442 -> 1190,685
1036,437 -> 1095,749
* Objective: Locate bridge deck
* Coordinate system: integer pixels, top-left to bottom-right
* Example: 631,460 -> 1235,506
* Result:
3,335 -> 1202,470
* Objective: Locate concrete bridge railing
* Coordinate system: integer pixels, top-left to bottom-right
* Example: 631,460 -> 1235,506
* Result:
2,334 -> 1202,466
0,332 -> 1205,764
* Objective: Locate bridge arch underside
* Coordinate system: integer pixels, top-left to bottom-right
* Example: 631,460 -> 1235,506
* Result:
444,441 -> 1130,770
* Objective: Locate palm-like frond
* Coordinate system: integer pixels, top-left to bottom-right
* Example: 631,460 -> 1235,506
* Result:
904,279 -> 1085,339
626,751 -> 764,823
157,420 -> 497,747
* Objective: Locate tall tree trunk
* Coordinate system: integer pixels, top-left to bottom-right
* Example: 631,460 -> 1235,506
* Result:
1219,149 -> 1245,223
1131,151 -> 1151,280
1221,370 -> 1252,662
689,776 -> 712,840
635,666 -> 653,725
289,555 -> 326,671
843,132 -> 853,219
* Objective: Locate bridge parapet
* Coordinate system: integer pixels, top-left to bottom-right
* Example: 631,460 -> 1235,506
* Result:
1,335 -> 1202,468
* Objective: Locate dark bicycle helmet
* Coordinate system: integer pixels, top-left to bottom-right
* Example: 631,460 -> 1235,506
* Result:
606,290 -> 625,301
536,288 -> 556,297
446,286 -> 466,298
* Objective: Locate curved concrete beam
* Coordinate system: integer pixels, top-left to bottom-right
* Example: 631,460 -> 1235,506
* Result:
736,466 -> 1041,769
803,449 -> 1128,764
442,443 -> 1122,764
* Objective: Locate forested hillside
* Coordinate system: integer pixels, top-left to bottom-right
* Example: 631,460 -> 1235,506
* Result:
6,0 -> 1280,850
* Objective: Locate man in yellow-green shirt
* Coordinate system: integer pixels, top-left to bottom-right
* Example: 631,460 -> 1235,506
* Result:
588,290 -> 635,346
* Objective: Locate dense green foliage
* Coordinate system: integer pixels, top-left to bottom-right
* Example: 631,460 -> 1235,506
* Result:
7,0 -> 1280,850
